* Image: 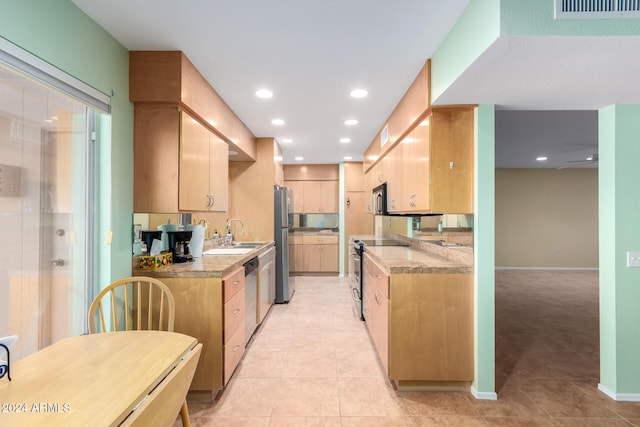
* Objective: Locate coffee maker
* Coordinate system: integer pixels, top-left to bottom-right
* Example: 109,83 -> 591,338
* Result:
141,230 -> 163,254
167,230 -> 193,263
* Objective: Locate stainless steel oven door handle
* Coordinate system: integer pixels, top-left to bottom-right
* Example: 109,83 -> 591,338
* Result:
351,287 -> 361,302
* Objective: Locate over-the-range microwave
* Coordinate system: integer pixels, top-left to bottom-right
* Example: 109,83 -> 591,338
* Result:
372,183 -> 387,215
372,182 -> 443,217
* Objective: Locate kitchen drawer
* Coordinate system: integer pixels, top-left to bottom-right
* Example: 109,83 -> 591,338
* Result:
223,322 -> 245,385
370,256 -> 389,298
302,235 -> 338,245
291,234 -> 303,244
223,266 -> 245,303
224,288 -> 244,343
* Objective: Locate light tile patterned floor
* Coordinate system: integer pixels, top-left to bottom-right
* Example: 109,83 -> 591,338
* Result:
176,272 -> 640,426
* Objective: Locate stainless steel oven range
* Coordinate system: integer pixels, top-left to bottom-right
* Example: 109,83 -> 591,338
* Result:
349,239 -> 365,320
349,238 -> 410,321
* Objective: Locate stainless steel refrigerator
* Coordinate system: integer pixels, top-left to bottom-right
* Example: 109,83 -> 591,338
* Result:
274,186 -> 294,303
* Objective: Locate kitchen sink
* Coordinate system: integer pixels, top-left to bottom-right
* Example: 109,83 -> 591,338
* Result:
202,242 -> 265,256
203,247 -> 254,255
231,242 -> 265,248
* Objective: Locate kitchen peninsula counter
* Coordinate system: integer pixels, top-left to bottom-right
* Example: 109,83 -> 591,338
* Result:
132,241 -> 274,278
130,240 -> 275,402
353,234 -> 474,388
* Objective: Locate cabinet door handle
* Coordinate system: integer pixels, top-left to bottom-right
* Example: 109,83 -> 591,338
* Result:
233,309 -> 240,315
233,280 -> 241,286
233,345 -> 241,352
375,290 -> 381,305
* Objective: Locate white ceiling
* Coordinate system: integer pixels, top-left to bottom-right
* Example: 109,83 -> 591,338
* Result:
71,0 -> 640,168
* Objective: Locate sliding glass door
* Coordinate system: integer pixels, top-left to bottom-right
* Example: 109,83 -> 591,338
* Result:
0,64 -> 96,360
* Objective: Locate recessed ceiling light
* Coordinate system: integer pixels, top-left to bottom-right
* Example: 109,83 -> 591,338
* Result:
271,119 -> 285,126
255,89 -> 273,98
344,156 -> 353,160
536,156 -> 548,161
344,119 -> 358,126
339,138 -> 351,143
228,150 -> 238,157
350,89 -> 368,98
282,138 -> 293,143
295,156 -> 304,161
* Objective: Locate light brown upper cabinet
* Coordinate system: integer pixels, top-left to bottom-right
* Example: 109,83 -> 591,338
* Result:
283,179 -> 339,214
283,165 -> 339,214
133,106 -> 228,213
302,181 -> 339,214
384,107 -> 474,214
179,112 -> 228,212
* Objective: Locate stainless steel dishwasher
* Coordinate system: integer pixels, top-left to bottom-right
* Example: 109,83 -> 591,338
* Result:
244,257 -> 259,346
258,247 -> 276,324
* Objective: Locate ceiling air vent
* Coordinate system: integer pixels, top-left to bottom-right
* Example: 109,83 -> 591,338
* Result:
555,0 -> 640,19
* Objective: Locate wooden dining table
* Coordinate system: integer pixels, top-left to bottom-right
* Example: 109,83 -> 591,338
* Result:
0,330 -> 201,426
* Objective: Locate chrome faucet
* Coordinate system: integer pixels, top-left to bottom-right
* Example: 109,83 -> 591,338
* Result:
224,218 -> 244,244
198,218 -> 210,239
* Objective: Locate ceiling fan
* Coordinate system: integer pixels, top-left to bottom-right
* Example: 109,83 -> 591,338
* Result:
558,153 -> 598,169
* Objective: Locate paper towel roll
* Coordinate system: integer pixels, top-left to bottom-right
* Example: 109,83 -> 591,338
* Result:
186,224 -> 205,257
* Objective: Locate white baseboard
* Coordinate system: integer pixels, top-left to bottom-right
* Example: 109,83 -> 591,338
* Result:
470,385 -> 498,400
598,383 -> 640,401
495,267 -> 599,271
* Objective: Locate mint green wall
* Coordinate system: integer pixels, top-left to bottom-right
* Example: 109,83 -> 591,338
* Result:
473,105 -> 496,398
501,0 -> 640,36
431,0 -> 640,400
598,105 -> 640,397
430,0 -> 501,103
0,0 -> 134,287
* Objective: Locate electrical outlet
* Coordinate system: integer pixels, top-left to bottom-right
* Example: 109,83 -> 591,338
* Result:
626,251 -> 640,268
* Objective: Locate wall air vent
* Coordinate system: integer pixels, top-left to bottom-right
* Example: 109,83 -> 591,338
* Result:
380,124 -> 389,148
555,0 -> 640,19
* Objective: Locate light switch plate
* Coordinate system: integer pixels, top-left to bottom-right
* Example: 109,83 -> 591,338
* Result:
626,251 -> 640,268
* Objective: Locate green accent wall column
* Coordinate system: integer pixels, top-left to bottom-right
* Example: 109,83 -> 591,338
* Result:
473,105 -> 496,399
598,105 -> 640,400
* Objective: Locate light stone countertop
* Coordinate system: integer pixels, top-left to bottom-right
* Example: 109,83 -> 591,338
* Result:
352,234 -> 473,275
132,241 -> 275,278
291,229 -> 339,236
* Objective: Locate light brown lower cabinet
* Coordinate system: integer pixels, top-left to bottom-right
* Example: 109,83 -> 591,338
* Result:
300,235 -> 339,273
160,266 -> 245,401
363,254 -> 389,374
363,253 -> 473,385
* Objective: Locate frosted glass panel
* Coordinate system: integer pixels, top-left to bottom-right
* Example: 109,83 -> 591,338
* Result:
0,64 -> 92,361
